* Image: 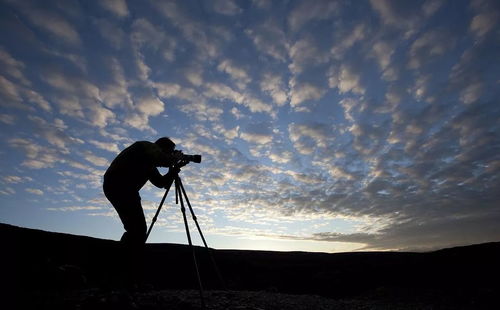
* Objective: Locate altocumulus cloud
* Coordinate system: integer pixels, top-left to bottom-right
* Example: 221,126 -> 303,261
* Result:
0,0 -> 499,252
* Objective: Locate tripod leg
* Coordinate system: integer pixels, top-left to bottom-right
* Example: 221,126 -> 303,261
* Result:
176,177 -> 206,308
177,177 -> 227,289
145,180 -> 174,242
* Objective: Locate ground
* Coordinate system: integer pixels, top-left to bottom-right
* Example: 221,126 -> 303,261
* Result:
3,224 -> 499,309
23,287 -> 497,310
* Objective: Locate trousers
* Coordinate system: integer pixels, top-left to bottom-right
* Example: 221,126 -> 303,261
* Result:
103,179 -> 147,246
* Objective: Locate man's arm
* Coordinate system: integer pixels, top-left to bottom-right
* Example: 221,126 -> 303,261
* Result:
149,166 -> 181,188
149,168 -> 165,188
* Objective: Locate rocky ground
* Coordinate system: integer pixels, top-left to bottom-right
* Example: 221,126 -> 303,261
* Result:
22,287 -> 497,310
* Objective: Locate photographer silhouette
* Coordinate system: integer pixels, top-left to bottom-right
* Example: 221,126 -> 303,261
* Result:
103,137 -> 182,246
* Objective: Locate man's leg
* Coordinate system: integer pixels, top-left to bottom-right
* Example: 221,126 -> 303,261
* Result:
104,187 -> 147,286
117,194 -> 147,287
104,187 -> 146,246
118,193 -> 147,246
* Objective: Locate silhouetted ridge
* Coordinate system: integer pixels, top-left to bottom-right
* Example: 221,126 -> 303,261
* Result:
2,223 -> 500,303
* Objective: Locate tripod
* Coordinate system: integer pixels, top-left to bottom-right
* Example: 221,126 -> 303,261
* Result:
145,164 -> 224,308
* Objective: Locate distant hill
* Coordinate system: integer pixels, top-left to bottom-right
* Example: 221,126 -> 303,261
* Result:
2,223 -> 500,308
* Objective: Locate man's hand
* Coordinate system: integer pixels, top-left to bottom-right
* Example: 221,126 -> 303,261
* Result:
161,166 -> 180,188
169,166 -> 181,175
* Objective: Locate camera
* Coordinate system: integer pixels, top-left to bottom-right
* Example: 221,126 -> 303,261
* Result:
174,150 -> 202,164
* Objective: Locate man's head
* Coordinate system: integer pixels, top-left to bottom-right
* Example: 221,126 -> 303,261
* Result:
155,137 -> 176,154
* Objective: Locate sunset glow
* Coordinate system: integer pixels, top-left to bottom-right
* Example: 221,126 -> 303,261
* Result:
1,0 -> 499,252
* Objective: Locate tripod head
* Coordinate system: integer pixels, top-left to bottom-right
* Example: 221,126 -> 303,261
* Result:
171,159 -> 190,170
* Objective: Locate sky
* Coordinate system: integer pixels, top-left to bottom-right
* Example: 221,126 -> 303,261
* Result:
1,0 -> 499,253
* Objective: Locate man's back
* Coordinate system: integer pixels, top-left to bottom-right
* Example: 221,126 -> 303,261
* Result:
105,141 -> 166,190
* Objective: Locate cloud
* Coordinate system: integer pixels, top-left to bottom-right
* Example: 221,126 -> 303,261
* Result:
0,187 -> 16,195
213,0 -> 242,15
289,82 -> 327,110
83,151 -> 109,167
98,0 -> 129,18
42,48 -> 87,73
89,140 -> 120,153
470,12 -> 498,37
213,124 -> 240,142
3,175 -> 32,183
54,95 -> 84,118
44,70 -> 101,102
243,95 -> 274,115
152,1 -> 225,59
54,95 -> 113,129
88,104 -> 115,128
408,28 -> 456,69
0,46 -> 30,86
240,122 -> 274,144
26,188 -> 44,195
325,63 -> 367,96
0,114 -> 15,125
245,20 -> 288,62
19,5 -> 81,45
131,18 -> 177,61
331,24 -> 366,60
153,82 -> 182,99
268,149 -> 294,164
288,36 -> 330,74
469,0 -> 499,38
42,69 -> 120,128
288,0 -> 339,32
252,0 -> 272,9
288,122 -> 331,154
183,65 -> 204,86
369,0 -> 441,37
231,107 -> 244,119
0,71 -> 50,111
152,82 -> 224,122
176,135 -> 223,162
28,116 -> 78,154
136,96 -> 164,116
134,52 -> 151,82
460,81 -> 483,105
204,82 -> 273,115
8,138 -> 54,169
178,101 -> 224,122
57,166 -> 104,189
338,97 -> 360,123
282,94 -> 500,250
423,0 -> 445,16
0,75 -> 22,103
1,0 -> 499,253
260,73 -> 288,106
448,29 -> 497,107
311,211 -> 500,251
47,206 -> 103,212
371,40 -> 394,71
409,74 -> 431,101
24,90 -> 51,112
94,18 -> 125,49
370,0 -> 412,26
217,59 -> 251,89
125,96 -> 165,132
101,57 -> 132,108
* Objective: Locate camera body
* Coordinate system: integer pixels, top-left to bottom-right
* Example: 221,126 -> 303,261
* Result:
174,150 -> 201,164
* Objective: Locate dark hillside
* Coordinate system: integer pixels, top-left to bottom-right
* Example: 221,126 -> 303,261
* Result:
2,223 -> 500,309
